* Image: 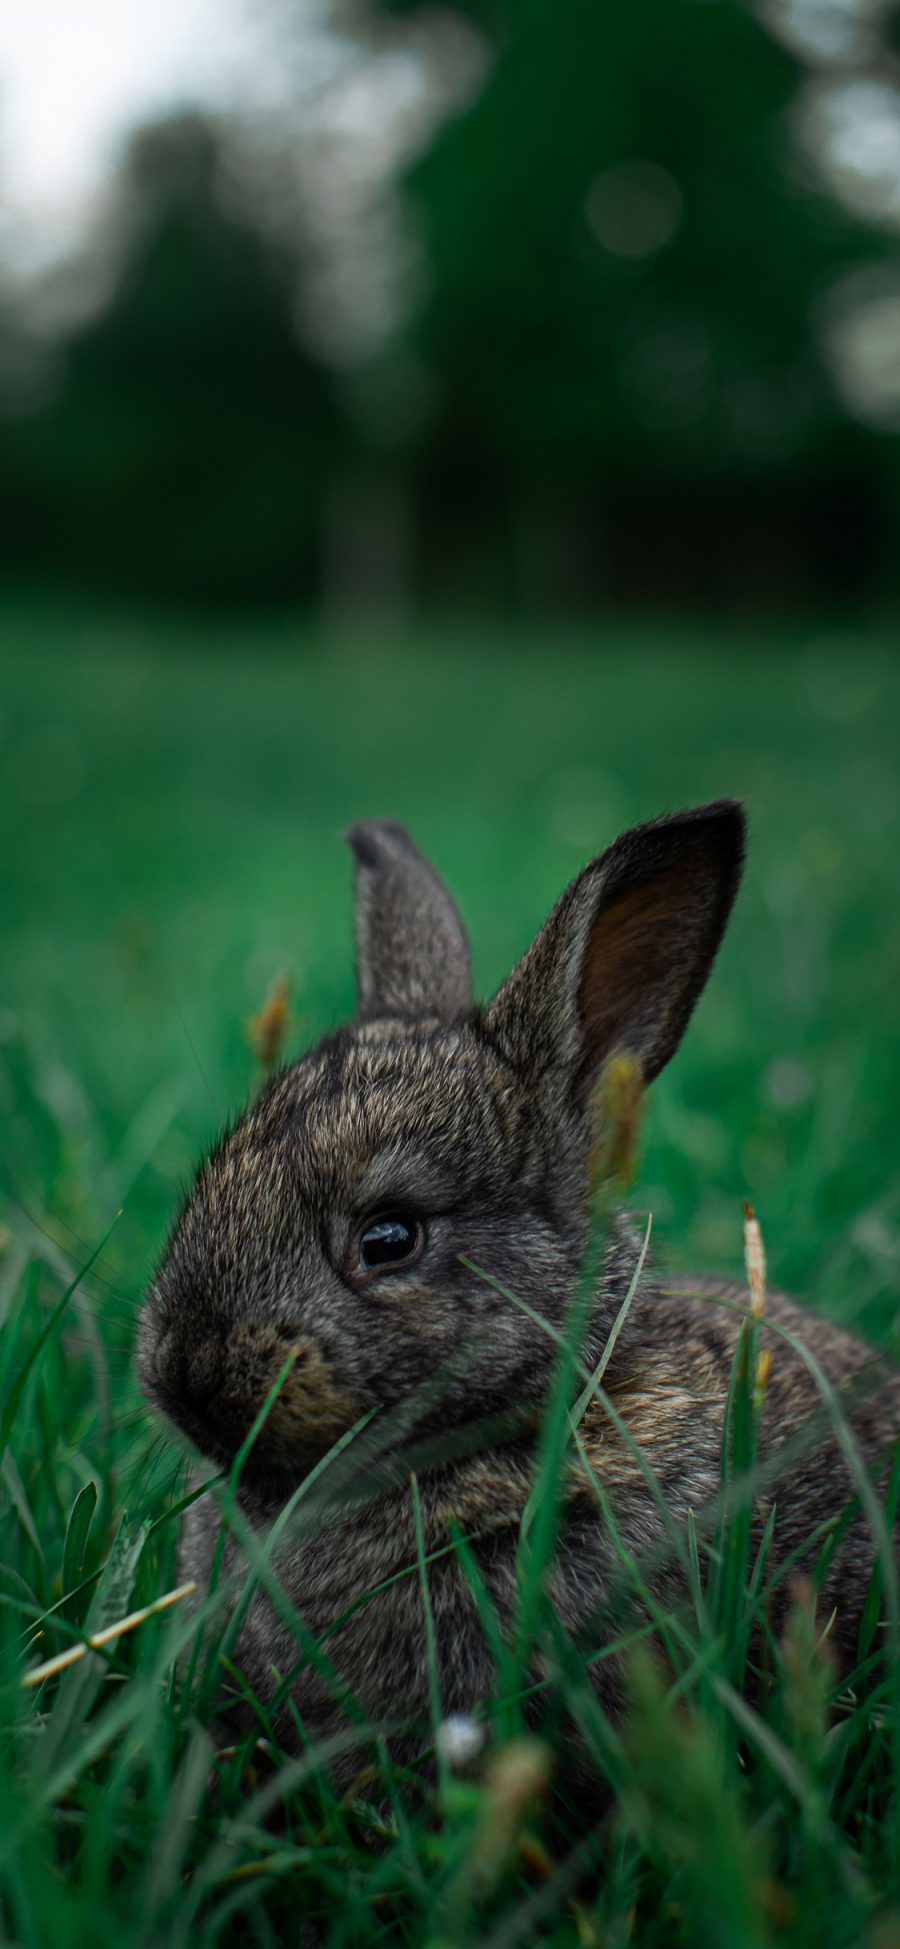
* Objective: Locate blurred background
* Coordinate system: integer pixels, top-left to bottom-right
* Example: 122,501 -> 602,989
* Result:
0,0 -> 899,1364
2,0 -> 900,613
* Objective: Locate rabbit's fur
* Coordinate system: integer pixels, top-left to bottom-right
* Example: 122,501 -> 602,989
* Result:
138,804 -> 899,1775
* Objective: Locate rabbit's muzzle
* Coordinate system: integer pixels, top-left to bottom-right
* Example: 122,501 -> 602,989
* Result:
143,1316 -> 360,1472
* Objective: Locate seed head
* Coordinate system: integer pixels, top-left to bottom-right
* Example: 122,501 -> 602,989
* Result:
743,1200 -> 767,1319
436,1712 -> 485,1770
246,972 -> 291,1071
591,1051 -> 645,1193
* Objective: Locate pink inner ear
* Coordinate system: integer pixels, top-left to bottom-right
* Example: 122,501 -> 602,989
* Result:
578,858 -> 707,1079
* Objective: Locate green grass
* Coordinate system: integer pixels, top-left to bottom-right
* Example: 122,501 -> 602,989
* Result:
1,601 -> 900,1946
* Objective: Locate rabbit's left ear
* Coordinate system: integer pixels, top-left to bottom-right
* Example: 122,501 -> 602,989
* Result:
346,821 -> 473,1022
484,801 -> 746,1094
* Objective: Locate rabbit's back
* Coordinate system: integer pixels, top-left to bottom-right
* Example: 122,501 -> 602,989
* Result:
581,1272 -> 899,1663
180,1266 -> 898,1767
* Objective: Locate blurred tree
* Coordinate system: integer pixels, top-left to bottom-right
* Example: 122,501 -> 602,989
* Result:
9,114 -> 338,605
369,0 -> 898,609
0,303 -> 51,566
2,2 -> 899,614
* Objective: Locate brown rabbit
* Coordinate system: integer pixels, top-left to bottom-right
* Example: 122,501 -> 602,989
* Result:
138,804 -> 899,1778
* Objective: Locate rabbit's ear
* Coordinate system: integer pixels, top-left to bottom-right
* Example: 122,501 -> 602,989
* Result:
484,801 -> 745,1092
346,821 -> 473,1022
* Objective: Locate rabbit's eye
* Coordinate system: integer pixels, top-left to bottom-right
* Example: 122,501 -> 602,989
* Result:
357,1213 -> 423,1274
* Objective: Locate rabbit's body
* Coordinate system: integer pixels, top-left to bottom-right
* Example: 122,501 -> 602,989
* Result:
140,804 -> 899,1778
177,1238 -> 894,1768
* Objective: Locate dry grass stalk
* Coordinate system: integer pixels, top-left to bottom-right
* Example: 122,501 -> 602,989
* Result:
743,1200 -> 767,1318
22,1580 -> 197,1687
246,972 -> 292,1069
591,1051 -> 645,1193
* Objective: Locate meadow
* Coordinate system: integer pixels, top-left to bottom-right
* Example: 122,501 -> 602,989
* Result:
1,603 -> 899,1947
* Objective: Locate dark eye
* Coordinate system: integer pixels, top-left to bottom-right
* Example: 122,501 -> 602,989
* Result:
357,1212 -> 423,1274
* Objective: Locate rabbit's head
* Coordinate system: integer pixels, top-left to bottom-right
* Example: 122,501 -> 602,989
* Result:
138,803 -> 745,1487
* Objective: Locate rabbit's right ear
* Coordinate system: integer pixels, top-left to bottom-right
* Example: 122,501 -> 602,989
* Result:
346,821 -> 473,1022
484,801 -> 745,1097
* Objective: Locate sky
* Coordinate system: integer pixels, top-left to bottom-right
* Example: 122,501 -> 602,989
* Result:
0,0 -> 260,271
2,0 -> 897,270
0,0 -> 484,362
1,0 -> 899,414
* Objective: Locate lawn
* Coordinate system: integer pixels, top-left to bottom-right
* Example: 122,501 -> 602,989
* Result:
1,602 -> 899,1946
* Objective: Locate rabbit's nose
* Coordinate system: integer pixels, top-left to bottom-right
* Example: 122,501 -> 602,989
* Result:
154,1327 -> 224,1413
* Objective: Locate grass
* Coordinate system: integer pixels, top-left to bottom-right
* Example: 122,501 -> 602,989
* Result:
1,600 -> 900,1945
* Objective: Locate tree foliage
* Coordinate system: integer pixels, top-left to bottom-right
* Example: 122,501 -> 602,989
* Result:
9,117 -> 337,604
1,2 -> 899,610
389,0 -> 894,605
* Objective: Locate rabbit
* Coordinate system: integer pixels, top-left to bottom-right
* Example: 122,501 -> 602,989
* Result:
138,802 -> 899,1783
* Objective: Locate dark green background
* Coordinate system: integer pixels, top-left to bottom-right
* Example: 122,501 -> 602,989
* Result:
1,0 -> 899,612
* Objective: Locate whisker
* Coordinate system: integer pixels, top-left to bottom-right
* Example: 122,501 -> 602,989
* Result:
173,994 -> 221,1125
122,1432 -> 181,1500
0,1213 -> 142,1327
63,1339 -> 134,1358
110,1406 -> 157,1432
0,1157 -> 146,1304
71,1294 -> 139,1334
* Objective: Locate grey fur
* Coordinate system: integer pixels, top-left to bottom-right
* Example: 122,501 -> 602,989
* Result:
137,802 -> 899,1782
347,819 -> 472,1022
